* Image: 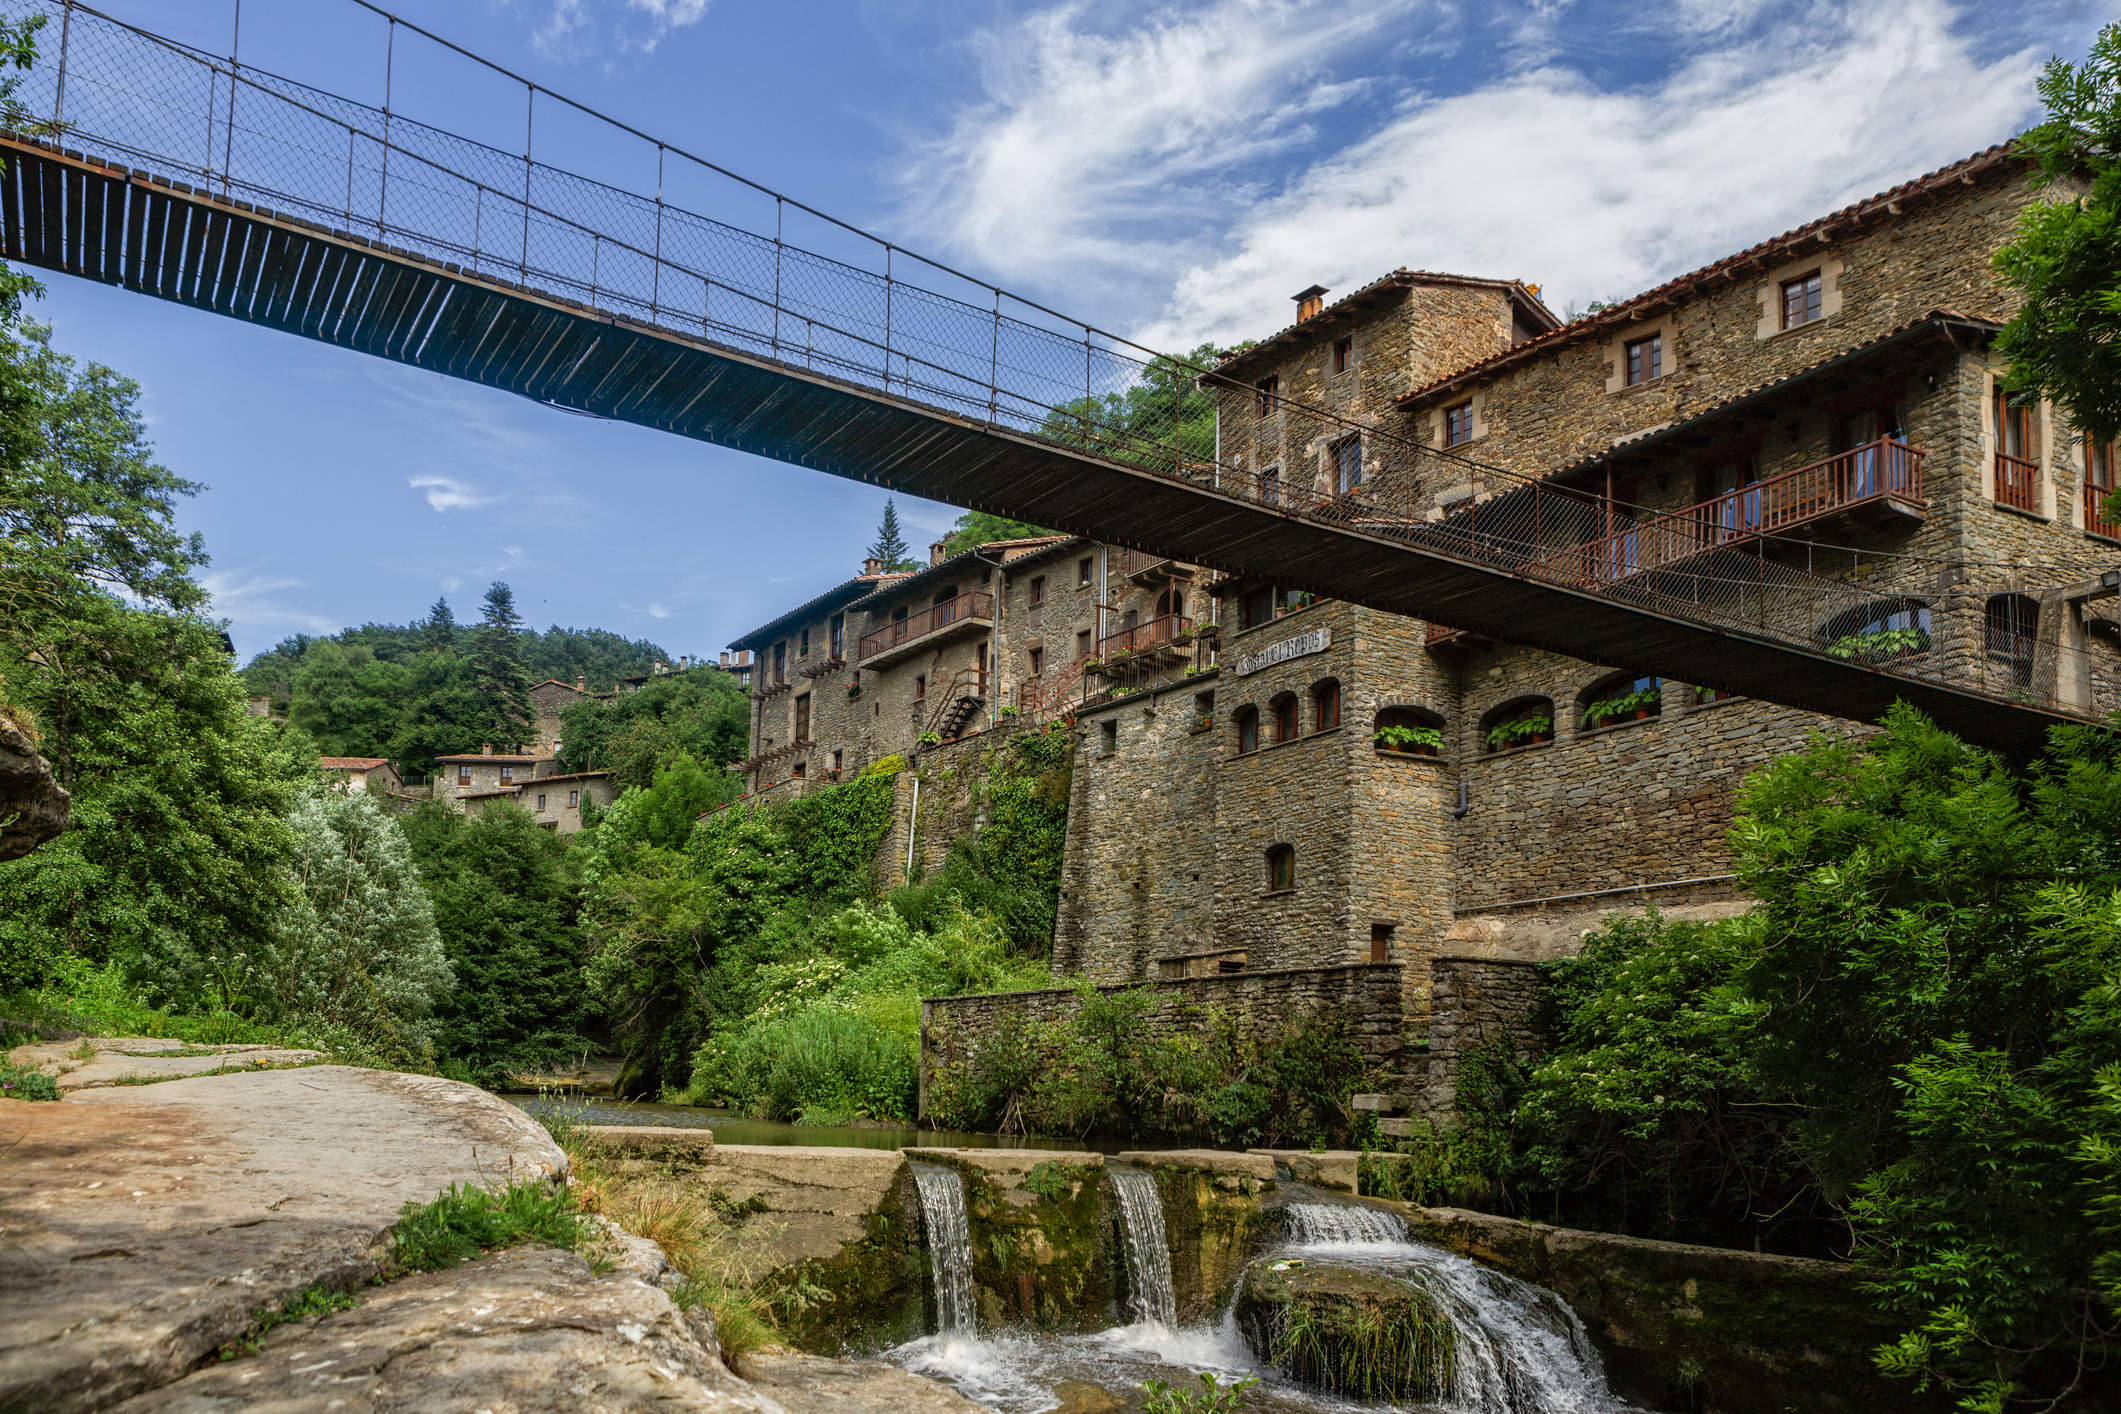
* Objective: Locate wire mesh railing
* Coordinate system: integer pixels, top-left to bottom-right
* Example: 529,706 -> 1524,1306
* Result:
9,1 -> 2117,725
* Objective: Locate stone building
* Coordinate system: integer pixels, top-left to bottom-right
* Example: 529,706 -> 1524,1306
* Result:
739,145 -> 2121,1110
528,678 -> 591,755
434,745 -> 556,807
317,756 -> 403,795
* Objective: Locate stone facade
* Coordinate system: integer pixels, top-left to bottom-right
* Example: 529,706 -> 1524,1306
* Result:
434,747 -> 554,806
1421,957 -> 1549,1116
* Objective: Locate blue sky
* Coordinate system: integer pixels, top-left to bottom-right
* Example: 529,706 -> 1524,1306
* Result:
28,0 -> 2113,661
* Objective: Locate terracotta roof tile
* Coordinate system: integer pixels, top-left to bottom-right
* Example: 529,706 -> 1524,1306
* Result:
318,757 -> 391,770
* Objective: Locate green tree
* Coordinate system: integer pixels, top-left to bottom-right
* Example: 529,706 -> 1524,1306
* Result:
867,498 -> 917,572
257,782 -> 452,1055
405,802 -> 584,1071
1996,24 -> 2121,477
472,582 -> 534,748
386,650 -> 484,779
942,510 -> 1057,557
421,596 -> 456,654
556,672 -> 749,788
1039,342 -> 1222,471
288,641 -> 411,759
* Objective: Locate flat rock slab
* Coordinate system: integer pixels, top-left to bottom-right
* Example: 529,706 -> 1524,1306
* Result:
0,1066 -> 565,1414
1115,1149 -> 1276,1182
579,1124 -> 718,1162
747,1353 -> 992,1414
902,1149 -> 1101,1207
694,1145 -> 909,1268
8,1036 -> 325,1091
1248,1149 -> 1359,1192
112,1244 -> 785,1414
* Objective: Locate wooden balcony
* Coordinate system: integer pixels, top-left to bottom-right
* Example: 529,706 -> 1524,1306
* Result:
1123,548 -> 1195,585
1995,451 -> 2039,513
2089,481 -> 2121,542
856,591 -> 995,668
1092,613 -> 1194,671
1538,437 -> 1926,589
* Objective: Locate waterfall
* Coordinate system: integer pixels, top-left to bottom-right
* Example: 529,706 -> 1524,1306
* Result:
911,1162 -> 977,1336
1108,1165 -> 1177,1327
1274,1202 -> 1625,1414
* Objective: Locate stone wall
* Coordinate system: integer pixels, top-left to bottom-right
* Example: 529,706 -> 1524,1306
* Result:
1422,956 -> 1548,1116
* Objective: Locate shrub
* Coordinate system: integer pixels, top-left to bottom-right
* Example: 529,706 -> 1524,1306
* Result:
388,1180 -> 586,1274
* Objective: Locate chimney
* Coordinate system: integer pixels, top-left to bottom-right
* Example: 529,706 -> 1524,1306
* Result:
929,541 -> 947,567
481,743 -> 492,756
575,675 -> 586,691
1292,284 -> 1329,322
863,557 -> 882,576
719,651 -> 730,668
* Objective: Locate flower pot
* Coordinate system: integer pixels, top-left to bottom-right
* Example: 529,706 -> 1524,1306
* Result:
1631,707 -> 1652,720
1414,743 -> 1438,757
1530,730 -> 1552,745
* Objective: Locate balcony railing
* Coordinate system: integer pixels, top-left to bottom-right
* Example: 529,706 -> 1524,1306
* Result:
1996,451 -> 2040,512
1539,437 -> 1925,588
2089,481 -> 2121,541
857,591 -> 995,661
1122,548 -> 1193,582
1099,614 -> 1194,658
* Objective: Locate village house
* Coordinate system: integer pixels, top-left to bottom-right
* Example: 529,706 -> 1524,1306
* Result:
434,745 -> 557,807
317,756 -> 403,795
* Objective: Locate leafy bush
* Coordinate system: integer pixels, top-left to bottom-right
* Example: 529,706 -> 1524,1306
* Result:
388,1180 -> 586,1274
0,1058 -> 58,1100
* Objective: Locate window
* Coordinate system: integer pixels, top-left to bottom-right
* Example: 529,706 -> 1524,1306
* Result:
1624,332 -> 1663,385
1156,587 -> 1185,620
1194,690 -> 1215,729
1241,586 -> 1277,630
1029,646 -> 1044,676
1100,719 -> 1118,754
1781,271 -> 1823,329
1444,401 -> 1474,447
1995,392 -> 2038,511
794,692 -> 811,741
1076,629 -> 1092,659
799,627 -> 810,656
1822,600 -> 1932,663
830,614 -> 844,659
1482,696 -> 1555,754
1235,705 -> 1260,753
792,761 -> 806,779
1260,465 -> 1280,507
1333,336 -> 1354,375
2091,438 -> 2121,539
1030,575 -> 1045,605
773,641 -> 787,683
1374,706 -> 1443,756
457,765 -> 472,787
569,789 -> 579,808
1257,375 -> 1278,419
1079,556 -> 1094,586
1312,679 -> 1341,732
1581,673 -> 1661,729
1273,694 -> 1299,744
1985,594 -> 2040,690
1333,436 -> 1363,494
1370,922 -> 1395,963
500,764 -> 515,783
536,793 -> 547,811
915,674 -> 926,699
1266,844 -> 1295,892
832,750 -> 844,777
893,604 -> 909,627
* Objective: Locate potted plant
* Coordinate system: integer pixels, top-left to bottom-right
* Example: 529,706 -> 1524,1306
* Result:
998,704 -> 1019,718
918,730 -> 941,746
1486,716 -> 1552,752
1828,626 -> 1932,663
1374,724 -> 1443,756
1194,621 -> 1220,637
1695,685 -> 1730,705
846,682 -> 862,698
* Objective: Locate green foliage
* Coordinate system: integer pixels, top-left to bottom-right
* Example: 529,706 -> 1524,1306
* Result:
216,1283 -> 366,1361
943,510 -> 1057,557
1581,687 -> 1660,727
1021,1159 -> 1071,1201
867,497 -> 917,573
1140,1371 -> 1259,1414
1997,23 -> 2121,448
471,582 -> 535,747
388,1180 -> 587,1274
0,1058 -> 58,1100
1484,716 -> 1551,750
407,803 -> 585,1072
1039,343 -> 1223,469
1825,626 -> 1931,662
256,784 -> 452,1059
556,670 -> 749,788
1373,724 -> 1441,752
780,772 -> 898,903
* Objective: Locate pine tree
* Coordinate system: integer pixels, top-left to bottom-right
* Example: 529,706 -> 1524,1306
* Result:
473,581 -> 533,749
421,597 -> 456,654
867,498 -> 916,573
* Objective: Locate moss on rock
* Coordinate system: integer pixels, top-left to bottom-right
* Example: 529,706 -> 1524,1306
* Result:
1237,1259 -> 1456,1401
908,1150 -> 1112,1330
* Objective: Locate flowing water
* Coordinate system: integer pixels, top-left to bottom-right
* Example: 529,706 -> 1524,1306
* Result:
911,1162 -> 979,1337
889,1187 -> 1634,1413
1109,1165 -> 1178,1327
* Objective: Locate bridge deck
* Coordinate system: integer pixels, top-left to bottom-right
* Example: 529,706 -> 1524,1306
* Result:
0,135 -> 2077,756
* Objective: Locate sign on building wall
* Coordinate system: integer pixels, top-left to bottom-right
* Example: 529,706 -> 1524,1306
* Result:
1235,626 -> 1332,676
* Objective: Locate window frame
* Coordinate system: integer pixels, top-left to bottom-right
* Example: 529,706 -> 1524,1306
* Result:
1076,629 -> 1092,660
1624,332 -> 1663,385
830,614 -> 844,659
500,764 -> 516,784
1029,645 -> 1044,677
914,674 -> 926,700
1236,705 -> 1260,754
1029,574 -> 1045,605
794,691 -> 811,742
1272,694 -> 1299,744
536,793 -> 547,811
799,626 -> 810,656
569,789 -> 579,808
1333,336 -> 1354,375
457,765 -> 472,787
1332,436 -> 1362,494
1312,679 -> 1341,732
1256,375 -> 1278,420
1443,401 -> 1474,447
1266,844 -> 1295,893
1781,271 -> 1824,329
1078,556 -> 1094,587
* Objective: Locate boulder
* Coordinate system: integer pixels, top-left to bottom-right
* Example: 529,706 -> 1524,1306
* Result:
0,1066 -> 565,1414
0,712 -> 67,860
746,1352 -> 993,1414
7,1036 -> 324,1090
108,1243 -> 784,1414
1236,1257 -> 1455,1402
1247,1149 -> 1358,1192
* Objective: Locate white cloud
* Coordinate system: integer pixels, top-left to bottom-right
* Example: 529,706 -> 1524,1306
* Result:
504,545 -> 525,557
410,475 -> 496,513
899,0 -> 1428,296
1143,0 -> 2045,345
200,570 -> 341,637
905,0 -> 2049,349
648,602 -> 672,618
442,576 -> 462,593
530,0 -> 712,57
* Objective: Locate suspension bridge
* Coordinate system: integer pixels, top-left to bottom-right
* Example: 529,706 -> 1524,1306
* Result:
0,0 -> 2106,754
